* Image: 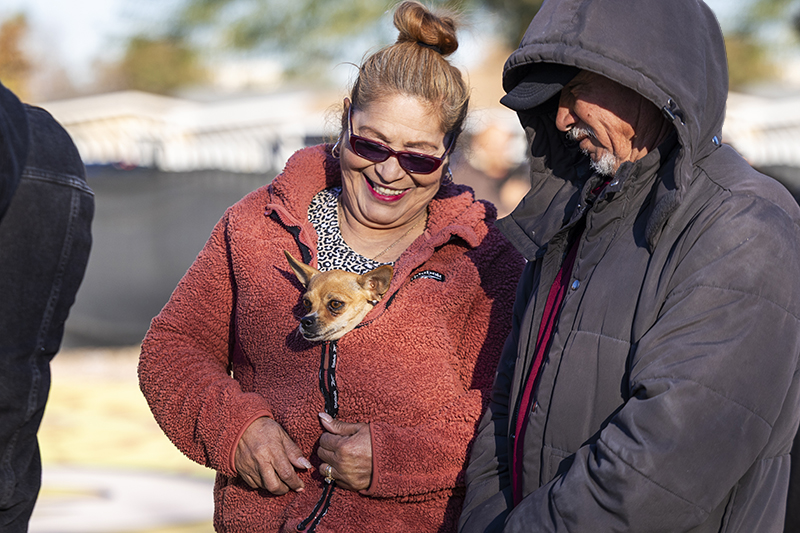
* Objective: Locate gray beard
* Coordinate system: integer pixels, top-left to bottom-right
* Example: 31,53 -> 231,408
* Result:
566,127 -> 618,177
588,151 -> 618,177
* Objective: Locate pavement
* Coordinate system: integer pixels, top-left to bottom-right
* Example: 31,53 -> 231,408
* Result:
29,346 -> 216,533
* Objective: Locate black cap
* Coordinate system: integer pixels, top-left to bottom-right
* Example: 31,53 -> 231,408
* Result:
500,63 -> 580,111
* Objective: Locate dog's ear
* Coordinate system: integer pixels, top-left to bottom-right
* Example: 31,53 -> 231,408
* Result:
358,265 -> 393,298
284,250 -> 319,288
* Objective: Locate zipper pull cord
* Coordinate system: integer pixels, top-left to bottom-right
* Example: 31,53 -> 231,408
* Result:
297,341 -> 339,531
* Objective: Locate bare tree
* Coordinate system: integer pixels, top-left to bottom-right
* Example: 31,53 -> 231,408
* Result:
96,35 -> 207,95
166,0 -> 541,69
0,14 -> 33,100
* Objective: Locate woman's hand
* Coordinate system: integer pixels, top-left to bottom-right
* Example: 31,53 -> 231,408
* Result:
234,417 -> 312,494
316,412 -> 373,491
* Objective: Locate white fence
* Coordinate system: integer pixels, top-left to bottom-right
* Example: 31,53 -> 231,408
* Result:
39,90 -> 332,173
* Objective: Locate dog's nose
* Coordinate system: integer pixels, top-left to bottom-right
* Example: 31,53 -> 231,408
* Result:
301,316 -> 315,329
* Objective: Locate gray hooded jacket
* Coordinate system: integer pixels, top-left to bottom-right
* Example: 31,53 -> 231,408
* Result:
459,0 -> 800,532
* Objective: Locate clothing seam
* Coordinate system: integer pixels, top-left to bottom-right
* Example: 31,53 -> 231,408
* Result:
1,182 -> 83,506
634,376 -> 773,427
21,168 -> 94,195
666,283 -> 800,321
761,452 -> 790,461
598,437 -> 713,516
28,187 -> 82,411
570,329 -> 631,347
694,163 -> 800,232
541,443 -> 574,458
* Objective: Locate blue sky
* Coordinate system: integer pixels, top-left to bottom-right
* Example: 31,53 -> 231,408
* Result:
1,0 -> 741,88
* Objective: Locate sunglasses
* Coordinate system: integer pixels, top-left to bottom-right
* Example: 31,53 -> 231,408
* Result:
347,106 -> 451,175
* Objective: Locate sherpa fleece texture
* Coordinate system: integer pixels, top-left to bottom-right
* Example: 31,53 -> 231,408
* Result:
139,144 -> 524,532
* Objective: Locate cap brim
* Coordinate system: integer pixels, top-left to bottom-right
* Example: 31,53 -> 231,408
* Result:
501,64 -> 580,112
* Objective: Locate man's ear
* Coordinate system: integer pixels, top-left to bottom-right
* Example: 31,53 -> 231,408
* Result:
358,265 -> 393,299
284,250 -> 319,288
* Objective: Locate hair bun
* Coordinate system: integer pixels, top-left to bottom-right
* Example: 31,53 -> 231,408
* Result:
393,1 -> 459,57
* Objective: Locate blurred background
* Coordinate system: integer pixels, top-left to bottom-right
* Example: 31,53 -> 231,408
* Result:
0,0 -> 797,531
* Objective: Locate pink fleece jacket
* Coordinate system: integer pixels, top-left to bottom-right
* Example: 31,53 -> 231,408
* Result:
139,145 -> 524,532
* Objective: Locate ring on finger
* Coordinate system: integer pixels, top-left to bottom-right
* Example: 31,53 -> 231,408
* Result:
323,464 -> 334,482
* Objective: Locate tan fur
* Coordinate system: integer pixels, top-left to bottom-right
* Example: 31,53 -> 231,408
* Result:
284,251 -> 393,342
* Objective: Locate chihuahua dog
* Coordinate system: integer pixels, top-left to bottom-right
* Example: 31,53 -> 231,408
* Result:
284,251 -> 393,342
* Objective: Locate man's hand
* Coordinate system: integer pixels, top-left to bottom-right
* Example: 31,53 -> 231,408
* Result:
234,417 -> 312,494
316,412 -> 373,491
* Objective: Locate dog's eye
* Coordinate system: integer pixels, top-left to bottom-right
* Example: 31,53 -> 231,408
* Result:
328,300 -> 344,312
302,298 -> 312,311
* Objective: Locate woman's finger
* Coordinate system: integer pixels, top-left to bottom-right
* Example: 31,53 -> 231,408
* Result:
319,412 -> 360,436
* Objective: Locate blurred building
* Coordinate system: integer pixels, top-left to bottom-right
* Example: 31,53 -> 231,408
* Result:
724,90 -> 800,168
723,89 -> 800,200
40,89 -> 331,173
36,89 -> 335,347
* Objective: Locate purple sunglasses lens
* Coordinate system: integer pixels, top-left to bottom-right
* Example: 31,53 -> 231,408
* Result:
352,138 -> 392,162
351,137 -> 442,174
397,152 -> 441,173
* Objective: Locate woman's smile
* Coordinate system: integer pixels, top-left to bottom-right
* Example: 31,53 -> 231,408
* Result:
366,178 -> 410,201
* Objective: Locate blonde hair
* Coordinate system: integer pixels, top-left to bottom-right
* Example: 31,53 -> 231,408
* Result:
344,1 -> 469,143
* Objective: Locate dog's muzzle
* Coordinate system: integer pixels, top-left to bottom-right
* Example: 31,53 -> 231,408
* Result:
299,314 -> 320,339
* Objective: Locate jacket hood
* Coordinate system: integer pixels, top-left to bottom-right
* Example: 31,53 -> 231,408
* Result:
502,0 -> 728,247
0,83 -> 29,219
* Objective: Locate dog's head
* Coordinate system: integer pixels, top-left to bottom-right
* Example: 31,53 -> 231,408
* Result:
284,251 -> 393,342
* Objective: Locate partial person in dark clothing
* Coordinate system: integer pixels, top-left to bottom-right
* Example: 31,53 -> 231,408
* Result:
459,0 -> 800,532
789,433 -> 800,532
0,81 -> 93,532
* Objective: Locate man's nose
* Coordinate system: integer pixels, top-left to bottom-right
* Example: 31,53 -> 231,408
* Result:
555,103 -> 577,133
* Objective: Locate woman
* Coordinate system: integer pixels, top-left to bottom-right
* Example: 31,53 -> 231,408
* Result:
138,2 -> 524,531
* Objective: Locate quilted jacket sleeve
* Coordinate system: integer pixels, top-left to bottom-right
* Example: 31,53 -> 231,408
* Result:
138,211 -> 273,477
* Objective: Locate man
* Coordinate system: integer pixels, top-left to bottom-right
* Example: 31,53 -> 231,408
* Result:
0,82 -> 93,531
459,0 -> 800,532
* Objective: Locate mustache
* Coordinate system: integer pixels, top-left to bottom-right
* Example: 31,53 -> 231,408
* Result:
566,126 -> 596,143
565,126 -> 617,176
